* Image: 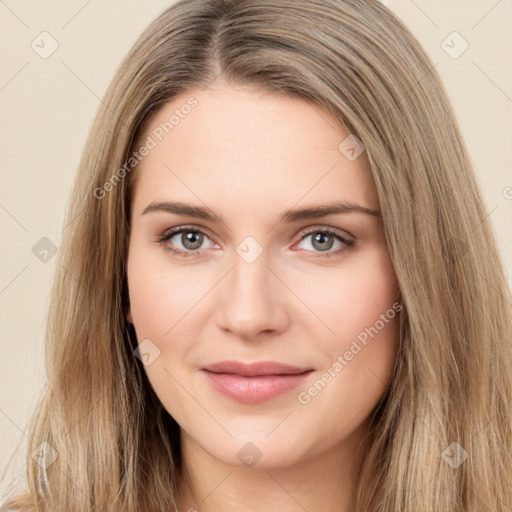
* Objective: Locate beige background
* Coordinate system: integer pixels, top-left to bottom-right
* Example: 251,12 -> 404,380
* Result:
1,0 -> 511,500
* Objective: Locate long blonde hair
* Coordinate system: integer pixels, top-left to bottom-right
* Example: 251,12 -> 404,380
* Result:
2,0 -> 511,510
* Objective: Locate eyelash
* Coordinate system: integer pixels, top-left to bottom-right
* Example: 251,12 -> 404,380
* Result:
156,225 -> 354,260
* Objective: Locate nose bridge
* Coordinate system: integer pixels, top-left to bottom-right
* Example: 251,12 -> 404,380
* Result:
216,242 -> 287,337
232,247 -> 269,297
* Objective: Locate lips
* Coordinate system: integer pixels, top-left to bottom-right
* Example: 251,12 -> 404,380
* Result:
201,360 -> 314,404
202,360 -> 313,376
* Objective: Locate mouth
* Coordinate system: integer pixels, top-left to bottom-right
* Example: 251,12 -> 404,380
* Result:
201,360 -> 314,404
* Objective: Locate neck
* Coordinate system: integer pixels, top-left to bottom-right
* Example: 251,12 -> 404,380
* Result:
173,422 -> 370,512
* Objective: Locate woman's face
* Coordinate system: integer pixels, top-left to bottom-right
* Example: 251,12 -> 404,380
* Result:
126,83 -> 401,469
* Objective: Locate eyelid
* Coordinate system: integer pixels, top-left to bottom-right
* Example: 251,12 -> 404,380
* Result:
157,224 -> 218,249
157,224 -> 353,242
296,225 -> 354,242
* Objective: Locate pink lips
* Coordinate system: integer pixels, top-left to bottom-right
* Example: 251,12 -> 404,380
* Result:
201,360 -> 314,404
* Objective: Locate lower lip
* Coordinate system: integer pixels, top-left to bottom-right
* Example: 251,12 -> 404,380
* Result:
202,370 -> 313,404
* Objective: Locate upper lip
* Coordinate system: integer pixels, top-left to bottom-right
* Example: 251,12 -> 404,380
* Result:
202,360 -> 313,377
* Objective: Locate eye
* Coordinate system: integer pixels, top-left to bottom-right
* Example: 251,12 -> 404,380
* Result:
156,225 -> 354,260
294,227 -> 354,258
156,225 -> 216,258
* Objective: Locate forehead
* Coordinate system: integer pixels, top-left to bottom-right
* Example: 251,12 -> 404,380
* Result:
131,84 -> 378,218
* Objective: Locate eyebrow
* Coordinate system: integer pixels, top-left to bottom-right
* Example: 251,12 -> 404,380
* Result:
142,200 -> 380,222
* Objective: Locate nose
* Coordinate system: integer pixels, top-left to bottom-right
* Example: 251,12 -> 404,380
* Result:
214,249 -> 290,340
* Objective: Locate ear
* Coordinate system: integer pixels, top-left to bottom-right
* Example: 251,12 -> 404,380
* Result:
126,304 -> 133,324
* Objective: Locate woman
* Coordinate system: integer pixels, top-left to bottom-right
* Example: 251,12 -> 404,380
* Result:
2,0 -> 511,511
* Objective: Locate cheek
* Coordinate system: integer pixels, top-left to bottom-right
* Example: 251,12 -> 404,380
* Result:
295,249 -> 399,345
291,272 -> 399,446
294,250 -> 400,402
127,244 -> 212,339
126,245 -> 205,409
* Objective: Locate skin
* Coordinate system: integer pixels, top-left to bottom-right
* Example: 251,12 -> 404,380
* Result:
126,82 -> 401,512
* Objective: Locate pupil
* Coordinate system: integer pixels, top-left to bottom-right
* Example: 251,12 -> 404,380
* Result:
313,233 -> 333,251
183,231 -> 202,250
